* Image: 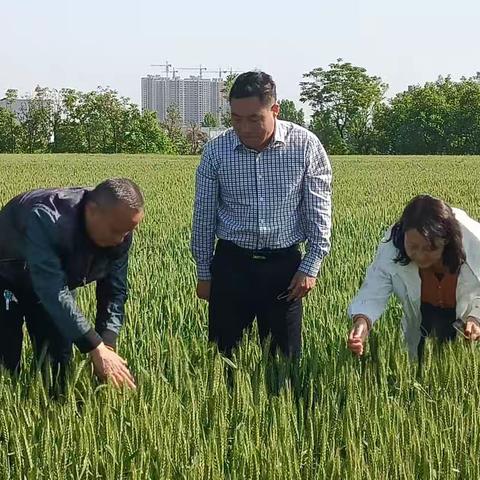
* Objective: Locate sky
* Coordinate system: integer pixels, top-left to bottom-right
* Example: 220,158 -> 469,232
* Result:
1,0 -> 479,115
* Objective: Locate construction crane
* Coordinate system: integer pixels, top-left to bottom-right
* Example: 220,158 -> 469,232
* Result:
150,61 -> 173,77
175,65 -> 207,78
204,68 -> 240,79
149,63 -> 239,79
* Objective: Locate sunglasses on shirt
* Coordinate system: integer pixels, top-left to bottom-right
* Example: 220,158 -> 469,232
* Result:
277,289 -> 292,301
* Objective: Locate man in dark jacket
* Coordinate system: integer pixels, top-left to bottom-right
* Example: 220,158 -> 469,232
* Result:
0,178 -> 144,390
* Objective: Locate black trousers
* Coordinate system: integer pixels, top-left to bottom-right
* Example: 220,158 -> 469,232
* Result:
209,240 -> 303,357
0,278 -> 72,387
417,302 -> 457,363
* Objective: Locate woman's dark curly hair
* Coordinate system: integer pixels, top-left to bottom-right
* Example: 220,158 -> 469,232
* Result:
388,194 -> 465,273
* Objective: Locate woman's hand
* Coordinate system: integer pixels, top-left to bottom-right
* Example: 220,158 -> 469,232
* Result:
464,316 -> 480,341
347,316 -> 370,356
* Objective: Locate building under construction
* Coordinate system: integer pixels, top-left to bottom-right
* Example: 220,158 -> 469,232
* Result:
141,64 -> 232,126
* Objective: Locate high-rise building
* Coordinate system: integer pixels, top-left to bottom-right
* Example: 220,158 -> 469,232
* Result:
141,75 -> 227,126
0,98 -> 31,119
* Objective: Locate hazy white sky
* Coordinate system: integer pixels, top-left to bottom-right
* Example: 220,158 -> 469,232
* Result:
1,0 -> 479,113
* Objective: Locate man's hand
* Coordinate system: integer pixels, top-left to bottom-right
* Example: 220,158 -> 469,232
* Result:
196,280 -> 211,301
287,271 -> 316,301
347,317 -> 370,356
464,316 -> 480,341
89,343 -> 136,390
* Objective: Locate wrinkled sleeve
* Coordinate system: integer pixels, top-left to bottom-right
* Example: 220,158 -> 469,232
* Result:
25,207 -> 102,353
95,248 -> 129,350
348,237 -> 394,326
191,145 -> 219,281
298,137 -> 332,277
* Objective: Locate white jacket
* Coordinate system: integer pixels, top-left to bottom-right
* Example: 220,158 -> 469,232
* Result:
348,208 -> 480,358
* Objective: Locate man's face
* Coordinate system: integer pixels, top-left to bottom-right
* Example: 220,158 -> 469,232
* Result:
230,97 -> 279,151
85,201 -> 144,247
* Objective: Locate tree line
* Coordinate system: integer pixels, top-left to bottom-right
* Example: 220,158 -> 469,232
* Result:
1,60 -> 480,155
0,87 -> 208,155
299,59 -> 480,155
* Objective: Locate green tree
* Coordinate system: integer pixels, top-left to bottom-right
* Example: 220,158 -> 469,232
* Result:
162,105 -> 189,154
186,122 -> 208,154
278,99 -> 305,126
202,112 -> 219,128
49,89 -> 62,152
125,110 -> 175,154
300,59 -> 387,154
220,73 -> 237,127
377,76 -> 480,154
19,86 -> 53,153
0,107 -> 22,153
53,89 -> 86,152
309,110 -> 348,154
64,87 -> 135,153
52,87 -> 175,154
73,90 -> 103,152
0,89 -> 22,153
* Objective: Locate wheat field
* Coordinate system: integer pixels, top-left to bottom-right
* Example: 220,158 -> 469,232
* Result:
1,154 -> 480,479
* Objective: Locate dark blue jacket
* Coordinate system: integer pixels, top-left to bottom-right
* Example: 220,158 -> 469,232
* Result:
0,187 -> 132,352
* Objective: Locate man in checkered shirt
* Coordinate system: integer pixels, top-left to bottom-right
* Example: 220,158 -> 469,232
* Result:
191,71 -> 332,357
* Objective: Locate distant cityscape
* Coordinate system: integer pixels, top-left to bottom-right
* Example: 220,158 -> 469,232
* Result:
0,63 -> 238,129
141,63 -> 237,127
141,75 -> 226,126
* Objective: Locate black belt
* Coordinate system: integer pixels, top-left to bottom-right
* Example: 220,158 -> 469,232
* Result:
216,239 -> 300,260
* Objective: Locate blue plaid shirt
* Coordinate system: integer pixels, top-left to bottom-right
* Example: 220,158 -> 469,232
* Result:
191,120 -> 332,281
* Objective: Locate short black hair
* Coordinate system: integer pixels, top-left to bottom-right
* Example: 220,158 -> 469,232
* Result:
88,178 -> 144,210
229,71 -> 277,105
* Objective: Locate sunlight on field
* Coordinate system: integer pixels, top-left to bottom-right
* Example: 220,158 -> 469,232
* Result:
1,154 -> 480,479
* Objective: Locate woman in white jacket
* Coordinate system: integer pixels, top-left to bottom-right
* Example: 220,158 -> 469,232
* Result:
348,194 -> 480,361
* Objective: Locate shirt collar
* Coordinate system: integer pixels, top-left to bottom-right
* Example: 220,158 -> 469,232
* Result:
231,120 -> 287,152
272,120 -> 287,146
